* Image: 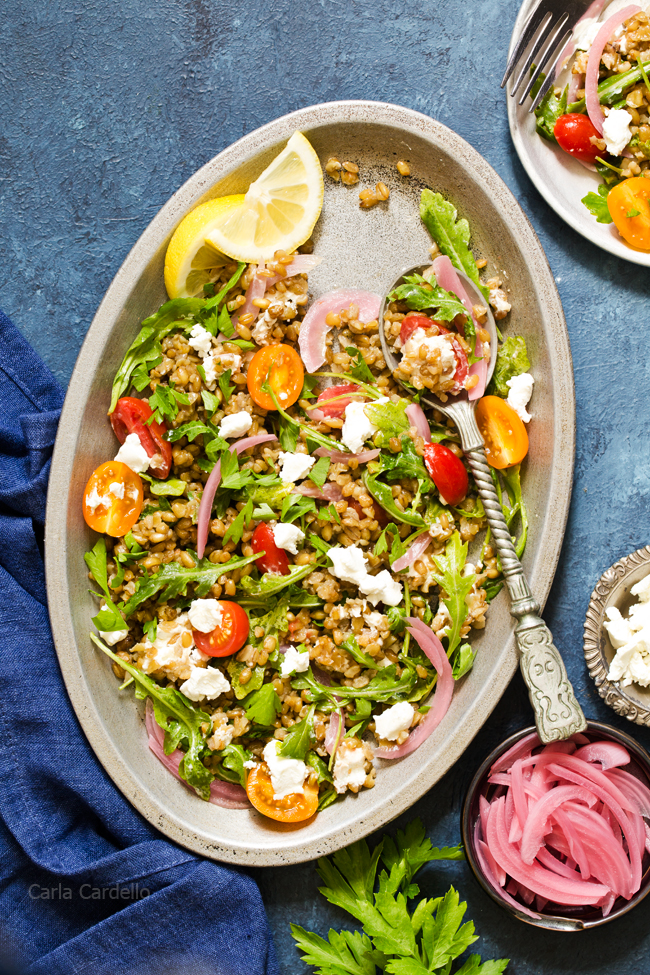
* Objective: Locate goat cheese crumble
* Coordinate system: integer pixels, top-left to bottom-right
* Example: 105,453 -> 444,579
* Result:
328,544 -> 403,606
115,433 -> 150,474
341,397 -> 389,453
188,323 -> 213,357
272,522 -> 305,554
280,645 -> 310,678
602,109 -> 633,157
373,701 -> 414,741
277,451 -> 316,483
188,598 -> 223,633
606,573 -> 650,686
180,666 -> 231,702
506,372 -> 534,423
218,410 -> 253,439
262,739 -> 308,799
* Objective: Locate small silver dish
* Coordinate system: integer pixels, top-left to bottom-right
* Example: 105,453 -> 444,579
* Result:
461,721 -> 650,930
584,545 -> 650,726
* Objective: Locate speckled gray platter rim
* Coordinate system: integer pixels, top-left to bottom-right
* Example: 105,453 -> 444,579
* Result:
45,100 -> 575,866
507,0 -> 650,267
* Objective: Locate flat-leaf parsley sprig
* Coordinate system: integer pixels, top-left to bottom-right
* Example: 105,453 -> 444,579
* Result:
291,819 -> 508,975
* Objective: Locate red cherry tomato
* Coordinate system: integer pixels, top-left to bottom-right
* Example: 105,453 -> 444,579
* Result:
553,114 -> 603,164
192,602 -> 250,658
110,397 -> 173,478
400,315 -> 449,344
251,523 -> 290,575
448,337 -> 469,394
314,383 -> 361,418
423,443 -> 469,507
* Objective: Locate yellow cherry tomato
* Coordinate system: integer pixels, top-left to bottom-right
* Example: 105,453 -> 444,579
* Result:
247,344 -> 304,411
82,461 -> 144,536
607,177 -> 650,250
475,396 -> 529,470
245,763 -> 318,823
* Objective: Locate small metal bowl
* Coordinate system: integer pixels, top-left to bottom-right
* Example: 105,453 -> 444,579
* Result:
584,545 -> 650,726
461,721 -> 650,930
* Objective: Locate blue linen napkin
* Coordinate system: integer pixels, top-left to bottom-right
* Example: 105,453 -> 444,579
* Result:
0,310 -> 279,975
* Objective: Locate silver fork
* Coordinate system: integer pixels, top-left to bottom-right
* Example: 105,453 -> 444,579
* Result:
502,0 -> 586,111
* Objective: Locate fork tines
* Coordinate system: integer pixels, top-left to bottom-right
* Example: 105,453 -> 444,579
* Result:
502,0 -> 578,112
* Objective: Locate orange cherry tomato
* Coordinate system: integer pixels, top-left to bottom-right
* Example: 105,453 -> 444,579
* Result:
83,461 -> 144,536
192,602 -> 250,658
475,396 -> 529,470
247,344 -> 304,411
245,763 -> 319,823
607,177 -> 650,250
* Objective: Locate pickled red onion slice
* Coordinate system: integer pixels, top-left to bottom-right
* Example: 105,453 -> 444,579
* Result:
585,5 -> 641,135
298,288 -> 381,373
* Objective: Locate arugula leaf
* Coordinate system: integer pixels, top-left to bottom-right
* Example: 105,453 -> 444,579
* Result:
91,635 -> 213,798
363,473 -> 427,530
342,634 -> 377,669
279,705 -> 315,760
431,532 -> 474,658
109,297 -> 205,412
131,355 -> 162,392
219,448 -> 254,491
84,539 -> 127,631
389,273 -> 468,322
307,749 -> 334,785
309,455 -> 331,489
278,414 -> 300,451
582,185 -> 614,224
420,190 -> 488,300
227,660 -> 265,700
296,665 -> 415,703
533,80 -> 567,142
502,464 -> 528,560
280,492 -> 317,524
345,346 -> 375,383
239,561 -> 317,598
380,438 -> 431,485
486,336 -> 530,398
121,551 -> 261,617
165,420 -> 224,446
242,683 -> 281,725
452,643 -> 475,680
216,742 -> 251,787
218,369 -> 235,404
365,401 -> 410,440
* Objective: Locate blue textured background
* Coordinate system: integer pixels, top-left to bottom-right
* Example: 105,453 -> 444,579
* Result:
3,0 -> 650,970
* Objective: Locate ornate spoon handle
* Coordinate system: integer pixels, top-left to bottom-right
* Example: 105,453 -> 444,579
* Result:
450,402 -> 586,742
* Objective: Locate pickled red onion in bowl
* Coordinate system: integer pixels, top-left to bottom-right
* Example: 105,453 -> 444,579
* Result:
461,721 -> 650,930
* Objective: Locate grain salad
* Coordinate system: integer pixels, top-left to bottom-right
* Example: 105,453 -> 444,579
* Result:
83,137 -> 532,824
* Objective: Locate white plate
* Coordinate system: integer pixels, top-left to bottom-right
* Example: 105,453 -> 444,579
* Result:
507,0 -> 650,266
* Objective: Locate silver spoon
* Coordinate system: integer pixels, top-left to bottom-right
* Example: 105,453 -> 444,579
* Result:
379,263 -> 586,743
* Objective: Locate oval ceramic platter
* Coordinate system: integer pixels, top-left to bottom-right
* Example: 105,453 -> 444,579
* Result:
507,0 -> 650,266
45,100 -> 574,866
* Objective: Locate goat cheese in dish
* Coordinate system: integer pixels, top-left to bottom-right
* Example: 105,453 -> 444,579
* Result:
602,109 -> 633,158
280,645 -> 310,678
180,666 -> 231,701
272,522 -> 305,554
188,323 -> 213,357
606,573 -> 650,686
373,701 -> 414,741
262,740 -> 308,799
218,410 -> 253,439
115,433 -> 150,474
506,373 -> 534,423
328,545 -> 403,607
333,741 -> 368,794
188,598 -> 223,633
277,451 -> 316,482
341,397 -> 389,453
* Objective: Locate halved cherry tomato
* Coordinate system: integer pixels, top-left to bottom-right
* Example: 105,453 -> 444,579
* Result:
314,383 -> 360,417
251,523 -> 290,575
400,314 -> 449,344
110,396 -> 172,478
247,344 -> 304,411
246,763 -> 319,823
475,395 -> 529,470
348,497 -> 389,529
553,113 -> 603,165
83,461 -> 144,536
607,177 -> 650,250
423,443 -> 469,506
192,602 -> 249,657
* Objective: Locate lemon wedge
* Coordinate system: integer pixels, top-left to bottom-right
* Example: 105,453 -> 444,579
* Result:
164,195 -> 245,298
204,132 -> 324,263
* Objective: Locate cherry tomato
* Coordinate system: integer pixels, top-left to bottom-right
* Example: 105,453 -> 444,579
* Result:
246,763 -> 319,823
400,314 -> 449,344
192,602 -> 250,657
475,395 -> 529,470
83,461 -> 144,536
251,523 -> 290,575
348,497 -> 389,529
313,383 -> 360,418
110,396 -> 172,478
607,177 -> 650,250
247,344 -> 304,411
553,113 -> 603,164
423,443 -> 469,506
